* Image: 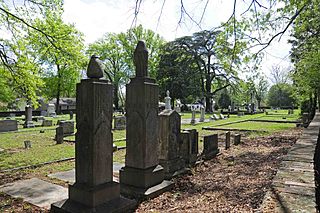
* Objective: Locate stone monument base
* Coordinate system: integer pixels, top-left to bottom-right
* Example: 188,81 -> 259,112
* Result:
203,149 -> 219,160
120,165 -> 173,199
51,196 -> 136,213
160,158 -> 188,179
23,121 -> 35,128
51,181 -> 136,213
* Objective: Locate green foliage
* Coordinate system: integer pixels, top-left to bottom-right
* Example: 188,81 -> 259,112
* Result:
267,83 -> 296,108
87,25 -> 165,109
28,8 -> 86,102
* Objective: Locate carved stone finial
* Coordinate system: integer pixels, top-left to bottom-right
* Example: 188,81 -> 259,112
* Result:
166,90 -> 170,97
87,55 -> 104,79
134,41 -> 148,77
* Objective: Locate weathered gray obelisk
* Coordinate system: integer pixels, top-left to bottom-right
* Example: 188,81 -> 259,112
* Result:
51,55 -> 135,212
120,41 -> 173,199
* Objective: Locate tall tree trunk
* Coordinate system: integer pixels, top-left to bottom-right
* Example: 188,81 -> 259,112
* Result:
205,77 -> 212,112
56,64 -> 61,115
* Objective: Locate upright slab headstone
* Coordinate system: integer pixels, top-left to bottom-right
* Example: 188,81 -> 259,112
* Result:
59,120 -> 75,136
51,55 -> 135,212
23,105 -> 35,128
164,90 -> 172,110
69,111 -> 74,120
114,116 -> 126,130
225,131 -> 231,150
202,134 -> 219,160
55,126 -> 64,144
199,107 -> 205,122
0,120 -> 18,132
181,129 -> 198,166
159,109 -> 185,178
174,99 -> 181,113
190,110 -> 196,125
120,41 -> 173,199
234,134 -> 241,145
47,104 -> 56,117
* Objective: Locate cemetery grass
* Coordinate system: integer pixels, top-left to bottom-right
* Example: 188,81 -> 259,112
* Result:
0,128 -> 126,170
137,128 -> 302,212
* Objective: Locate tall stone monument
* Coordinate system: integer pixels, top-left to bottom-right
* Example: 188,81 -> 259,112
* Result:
23,104 -> 34,128
51,55 -> 135,212
199,106 -> 205,122
120,41 -> 173,199
159,109 -> 186,178
164,90 -> 171,110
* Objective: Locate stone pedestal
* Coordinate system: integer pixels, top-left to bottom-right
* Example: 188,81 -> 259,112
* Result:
159,109 -> 186,179
225,131 -> 231,150
51,56 -> 135,213
202,134 -> 219,160
234,134 -> 241,145
120,41 -> 172,199
23,106 -> 34,128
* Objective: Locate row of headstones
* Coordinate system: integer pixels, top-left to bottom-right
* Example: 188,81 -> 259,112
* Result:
158,109 -> 242,178
50,41 -> 241,213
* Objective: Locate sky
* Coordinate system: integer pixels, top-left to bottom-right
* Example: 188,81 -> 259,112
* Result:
62,0 -> 292,82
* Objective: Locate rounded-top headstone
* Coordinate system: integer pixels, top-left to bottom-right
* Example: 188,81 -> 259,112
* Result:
134,40 -> 148,77
87,55 -> 104,79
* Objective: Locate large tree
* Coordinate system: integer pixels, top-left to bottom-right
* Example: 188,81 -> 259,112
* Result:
27,7 -> 86,114
87,25 -> 165,110
164,28 -> 248,112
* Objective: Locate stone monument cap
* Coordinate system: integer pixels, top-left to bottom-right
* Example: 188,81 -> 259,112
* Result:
87,55 -> 104,79
134,40 -> 148,77
166,90 -> 170,97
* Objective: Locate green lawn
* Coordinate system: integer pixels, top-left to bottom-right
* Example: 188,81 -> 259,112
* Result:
0,111 -> 300,171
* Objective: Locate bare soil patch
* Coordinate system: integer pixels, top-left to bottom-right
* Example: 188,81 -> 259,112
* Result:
137,128 -> 302,212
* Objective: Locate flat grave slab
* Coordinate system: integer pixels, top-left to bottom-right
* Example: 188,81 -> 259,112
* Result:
48,162 -> 124,183
0,178 -> 68,209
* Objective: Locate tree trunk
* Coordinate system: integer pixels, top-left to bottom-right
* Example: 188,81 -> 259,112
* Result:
114,83 -> 119,110
56,64 -> 61,115
205,77 -> 212,112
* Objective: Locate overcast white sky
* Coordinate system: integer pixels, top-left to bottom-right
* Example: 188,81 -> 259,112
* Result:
62,0 -> 292,81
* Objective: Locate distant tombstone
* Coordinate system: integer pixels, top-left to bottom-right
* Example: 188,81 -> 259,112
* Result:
190,110 -> 196,125
59,120 -> 74,136
24,140 -> 32,149
69,111 -> 74,120
42,119 -> 53,127
220,113 -> 226,119
9,113 -> 15,118
213,114 -> 220,120
36,116 -> 45,122
199,107 -> 205,122
234,134 -> 241,145
120,41 -> 173,199
159,109 -> 185,178
181,129 -> 198,166
202,134 -> 219,160
225,131 -> 231,150
114,116 -> 126,130
55,127 -> 64,144
47,104 -> 56,117
164,90 -> 172,110
0,120 -> 18,132
23,105 -> 35,128
51,55 -> 135,212
174,99 -> 181,113
302,113 -> 309,127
